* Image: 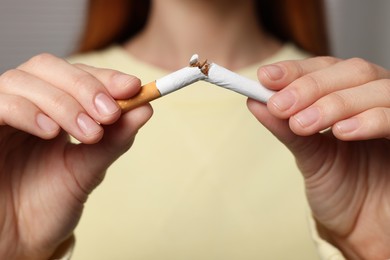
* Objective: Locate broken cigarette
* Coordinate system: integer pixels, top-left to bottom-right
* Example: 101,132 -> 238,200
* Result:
117,61 -> 206,112
116,54 -> 275,112
116,81 -> 161,112
205,61 -> 275,103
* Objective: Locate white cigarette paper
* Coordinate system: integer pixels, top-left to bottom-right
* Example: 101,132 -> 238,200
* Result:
117,54 -> 276,112
116,61 -> 207,112
157,67 -> 207,96
205,63 -> 275,103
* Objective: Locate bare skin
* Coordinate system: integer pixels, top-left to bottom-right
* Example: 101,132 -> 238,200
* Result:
125,0 -> 282,71
127,2 -> 390,257
249,57 -> 390,259
0,54 -> 152,259
0,1 -> 278,258
1,0 -> 389,258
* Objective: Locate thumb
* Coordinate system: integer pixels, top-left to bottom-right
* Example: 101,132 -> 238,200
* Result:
247,99 -> 328,176
65,104 -> 153,194
247,98 -> 300,146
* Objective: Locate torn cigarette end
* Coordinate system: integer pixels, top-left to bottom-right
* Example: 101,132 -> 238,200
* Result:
116,81 -> 161,113
189,54 -> 210,76
116,54 -> 207,112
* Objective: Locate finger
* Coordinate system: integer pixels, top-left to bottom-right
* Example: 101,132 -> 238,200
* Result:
289,79 -> 390,136
0,69 -> 103,143
333,107 -> 390,141
65,104 -> 153,194
18,53 -> 121,124
247,98 -> 327,177
247,98 -> 295,143
0,94 -> 60,139
267,58 -> 390,118
257,56 -> 340,89
73,63 -> 141,99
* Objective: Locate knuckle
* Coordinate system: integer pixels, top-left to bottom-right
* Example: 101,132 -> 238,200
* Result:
325,91 -> 353,112
376,108 -> 390,136
311,56 -> 339,66
110,71 -> 139,88
4,96 -> 24,115
24,53 -> 57,68
298,74 -> 323,97
347,57 -> 367,67
320,56 -> 340,65
107,70 -> 122,83
276,60 -> 305,78
72,72 -> 99,92
379,109 -> 390,123
50,92 -> 73,112
376,79 -> 390,100
73,63 -> 88,68
0,69 -> 24,87
346,57 -> 379,78
73,63 -> 96,71
291,60 -> 305,78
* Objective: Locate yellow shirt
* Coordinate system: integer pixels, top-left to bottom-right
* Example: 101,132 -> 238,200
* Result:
68,44 -> 344,260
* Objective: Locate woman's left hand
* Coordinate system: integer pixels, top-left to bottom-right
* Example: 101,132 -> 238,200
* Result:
248,56 -> 390,259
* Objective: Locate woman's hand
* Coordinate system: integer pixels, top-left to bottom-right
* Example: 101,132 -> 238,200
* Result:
0,53 -> 153,259
248,56 -> 390,259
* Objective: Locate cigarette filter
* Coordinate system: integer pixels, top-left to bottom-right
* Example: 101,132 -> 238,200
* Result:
116,81 -> 161,113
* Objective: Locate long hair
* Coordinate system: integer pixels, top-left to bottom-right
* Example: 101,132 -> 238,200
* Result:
77,0 -> 328,56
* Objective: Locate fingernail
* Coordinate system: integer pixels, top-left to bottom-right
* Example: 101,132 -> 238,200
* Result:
36,113 -> 58,133
77,113 -> 102,136
336,118 -> 360,134
263,65 -> 284,80
95,93 -> 119,116
294,107 -> 320,127
271,90 -> 297,111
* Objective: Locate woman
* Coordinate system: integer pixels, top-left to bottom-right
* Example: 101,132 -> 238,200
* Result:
71,1 -> 327,259
0,0 -> 388,259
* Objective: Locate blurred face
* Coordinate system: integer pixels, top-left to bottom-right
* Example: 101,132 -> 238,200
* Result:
152,0 -> 252,5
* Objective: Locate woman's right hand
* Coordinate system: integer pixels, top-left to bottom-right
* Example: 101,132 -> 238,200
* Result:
0,53 -> 153,259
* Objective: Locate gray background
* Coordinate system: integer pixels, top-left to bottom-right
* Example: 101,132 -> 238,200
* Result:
326,0 -> 390,68
0,0 -> 87,73
1,0 -> 390,73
